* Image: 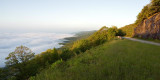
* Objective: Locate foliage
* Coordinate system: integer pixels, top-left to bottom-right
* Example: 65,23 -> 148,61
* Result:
116,29 -> 126,36
120,24 -> 136,37
135,0 -> 160,25
71,26 -> 119,54
88,26 -> 108,46
60,30 -> 96,46
5,45 -> 35,66
25,48 -> 60,77
5,45 -> 35,80
60,49 -> 75,61
107,26 -> 118,40
3,1 -> 160,79
120,0 -> 160,37
29,40 -> 160,80
51,59 -> 63,69
0,68 -> 5,80
71,39 -> 90,53
3,26 -> 120,80
35,48 -> 60,67
4,46 -> 61,80
71,26 -> 121,55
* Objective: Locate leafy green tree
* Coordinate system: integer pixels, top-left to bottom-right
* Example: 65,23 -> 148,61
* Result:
10,48 -> 60,80
88,26 -> 108,46
6,45 -> 35,66
45,48 -> 59,64
116,29 -> 125,36
0,68 -> 4,79
107,26 -> 118,40
5,45 -> 35,80
71,39 -> 90,53
34,48 -> 60,68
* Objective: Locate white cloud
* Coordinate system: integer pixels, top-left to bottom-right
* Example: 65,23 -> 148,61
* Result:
0,32 -> 73,67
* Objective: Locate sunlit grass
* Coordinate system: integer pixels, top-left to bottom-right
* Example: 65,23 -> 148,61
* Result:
134,37 -> 160,43
30,39 -> 160,80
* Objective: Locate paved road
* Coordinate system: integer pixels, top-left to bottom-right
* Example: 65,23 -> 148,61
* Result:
123,37 -> 160,46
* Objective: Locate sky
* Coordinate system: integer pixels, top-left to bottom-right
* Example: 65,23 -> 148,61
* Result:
0,0 -> 150,33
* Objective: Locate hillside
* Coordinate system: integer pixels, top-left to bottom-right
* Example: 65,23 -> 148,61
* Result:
1,1 -> 160,80
120,24 -> 136,37
120,0 -> 160,39
59,30 -> 96,46
1,26 -> 120,80
30,39 -> 160,80
134,12 -> 160,39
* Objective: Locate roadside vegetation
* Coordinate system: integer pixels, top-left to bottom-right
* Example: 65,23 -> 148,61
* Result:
135,37 -> 160,43
120,0 -> 160,37
30,39 -> 160,80
120,24 -> 136,37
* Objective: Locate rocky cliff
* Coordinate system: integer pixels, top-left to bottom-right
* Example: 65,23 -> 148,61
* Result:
134,12 -> 160,39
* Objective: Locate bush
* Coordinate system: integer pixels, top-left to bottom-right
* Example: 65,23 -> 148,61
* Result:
60,49 -> 75,61
107,26 -> 118,40
116,29 -> 126,36
71,39 -> 90,53
71,26 -> 119,54
5,48 -> 61,80
51,59 -> 63,69
120,24 -> 136,37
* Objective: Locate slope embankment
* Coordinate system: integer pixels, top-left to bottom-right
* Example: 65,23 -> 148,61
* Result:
134,12 -> 160,39
30,39 -> 160,80
123,37 -> 160,46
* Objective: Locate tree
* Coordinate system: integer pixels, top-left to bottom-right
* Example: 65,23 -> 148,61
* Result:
107,26 -> 118,40
6,45 -> 35,66
0,68 -> 4,79
71,39 -> 90,53
120,24 -> 136,37
5,45 -> 35,80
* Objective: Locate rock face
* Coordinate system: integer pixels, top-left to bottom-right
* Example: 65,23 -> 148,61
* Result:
134,12 -> 160,39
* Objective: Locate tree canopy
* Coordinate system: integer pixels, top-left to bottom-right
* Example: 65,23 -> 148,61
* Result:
5,45 -> 35,66
135,0 -> 160,25
5,45 -> 35,80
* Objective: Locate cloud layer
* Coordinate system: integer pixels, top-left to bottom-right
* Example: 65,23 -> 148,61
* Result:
0,33 -> 73,67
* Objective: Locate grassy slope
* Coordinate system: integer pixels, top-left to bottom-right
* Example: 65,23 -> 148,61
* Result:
134,37 -> 160,43
31,39 -> 160,80
59,30 -> 96,49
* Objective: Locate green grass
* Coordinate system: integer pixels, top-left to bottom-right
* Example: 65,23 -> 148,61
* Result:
134,37 -> 160,43
30,39 -> 160,80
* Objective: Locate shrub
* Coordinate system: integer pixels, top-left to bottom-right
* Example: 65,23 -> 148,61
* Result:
60,49 -> 75,61
107,26 -> 118,40
51,59 -> 63,69
120,24 -> 136,37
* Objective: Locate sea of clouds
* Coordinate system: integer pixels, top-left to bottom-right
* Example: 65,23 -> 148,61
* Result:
0,33 -> 73,67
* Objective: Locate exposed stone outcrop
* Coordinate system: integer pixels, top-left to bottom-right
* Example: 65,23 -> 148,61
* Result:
134,12 -> 160,39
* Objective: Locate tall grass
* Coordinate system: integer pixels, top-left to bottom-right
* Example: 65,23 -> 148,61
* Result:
30,39 -> 160,80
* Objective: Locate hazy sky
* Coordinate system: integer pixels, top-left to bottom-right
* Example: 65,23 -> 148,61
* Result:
0,0 -> 150,33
